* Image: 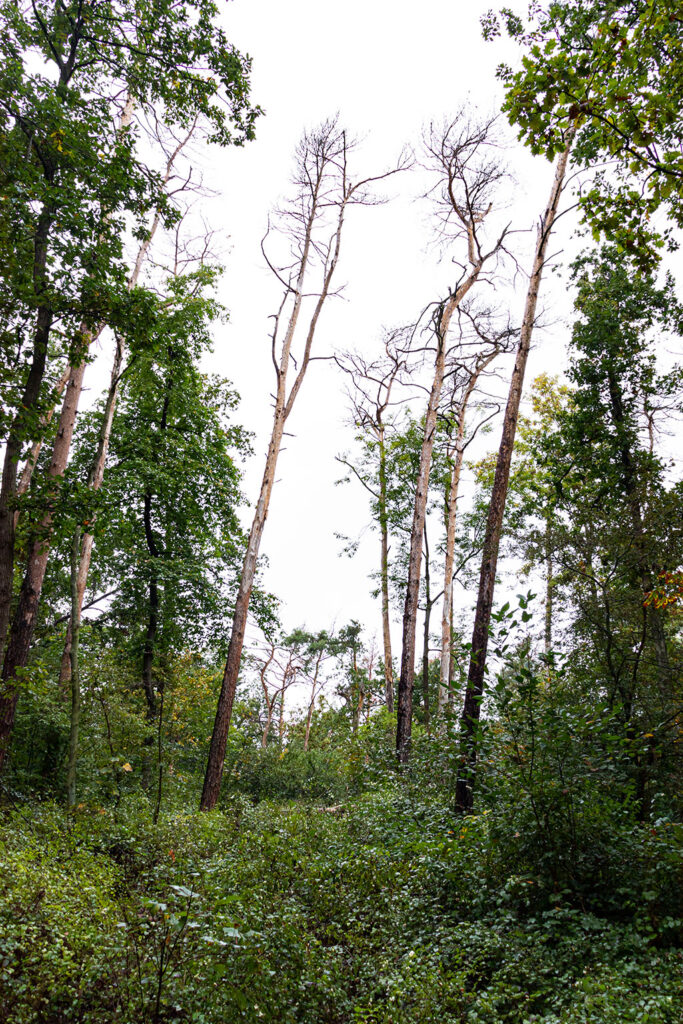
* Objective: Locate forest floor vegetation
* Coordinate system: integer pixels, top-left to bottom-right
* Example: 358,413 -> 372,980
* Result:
1,755 -> 681,1024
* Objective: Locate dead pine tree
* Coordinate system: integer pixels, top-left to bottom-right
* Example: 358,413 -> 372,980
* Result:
201,120 -> 404,810
335,331 -> 413,713
456,128 -> 575,813
396,113 -> 511,764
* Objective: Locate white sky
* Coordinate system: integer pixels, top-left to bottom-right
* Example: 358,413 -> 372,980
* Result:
196,0 -> 577,649
118,0 -> 679,664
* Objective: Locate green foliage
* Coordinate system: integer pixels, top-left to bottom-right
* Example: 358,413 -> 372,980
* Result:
486,0 -> 683,262
1,780 -> 681,1024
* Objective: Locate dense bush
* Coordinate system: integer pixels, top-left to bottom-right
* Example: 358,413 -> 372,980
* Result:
1,788 -> 681,1024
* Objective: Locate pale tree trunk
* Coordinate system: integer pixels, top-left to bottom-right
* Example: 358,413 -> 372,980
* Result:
278,685 -> 286,748
438,435 -> 465,714
396,276 -> 482,761
0,98 -> 139,770
0,356 -> 88,769
304,697 -> 315,751
0,228 -> 54,654
437,355 -> 498,715
304,651 -> 324,751
59,113 -> 192,686
59,333 -> 124,685
421,525 -> 435,733
261,704 -> 274,748
14,366 -> 71,529
0,55 -> 90,652
395,114 -> 513,763
258,647 -> 276,747
201,122 -> 380,810
335,338 -> 406,711
456,136 -> 574,812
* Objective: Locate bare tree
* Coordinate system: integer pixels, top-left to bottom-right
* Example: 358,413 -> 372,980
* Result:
335,331 -> 412,711
456,128 -> 575,812
250,642 -> 301,749
201,120 -> 404,809
436,313 -> 512,717
396,113 -> 511,762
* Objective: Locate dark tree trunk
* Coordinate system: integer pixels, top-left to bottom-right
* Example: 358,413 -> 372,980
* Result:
378,427 -> 394,712
456,137 -> 573,811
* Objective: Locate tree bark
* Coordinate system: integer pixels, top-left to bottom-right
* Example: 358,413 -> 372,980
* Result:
0,239 -> 54,653
378,426 -> 394,712
65,528 -> 82,809
456,135 -> 574,812
59,333 -> 125,685
201,128 -> 353,810
14,366 -> 72,529
0,356 -> 88,769
395,271 -> 483,761
437,358 -> 495,715
544,516 -> 553,654
59,97 -> 193,687
421,525 -> 433,733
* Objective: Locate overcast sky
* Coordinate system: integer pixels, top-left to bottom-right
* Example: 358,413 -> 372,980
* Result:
143,0 -> 677,656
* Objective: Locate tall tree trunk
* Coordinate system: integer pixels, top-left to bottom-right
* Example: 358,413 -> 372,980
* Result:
456,136 -> 574,812
378,426 -> 394,711
65,528 -> 82,809
59,98 -> 192,688
396,338 -> 445,761
396,273 -> 480,761
437,358 -> 495,715
59,333 -> 125,685
0,355 -> 88,770
0,213 -> 54,651
421,525 -> 432,733
544,516 -> 553,655
304,654 -> 323,751
201,143 -> 349,811
14,366 -> 71,529
605,367 -> 671,691
0,49 -> 96,651
278,685 -> 286,747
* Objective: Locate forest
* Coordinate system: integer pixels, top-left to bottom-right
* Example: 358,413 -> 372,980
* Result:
0,1 -> 682,1021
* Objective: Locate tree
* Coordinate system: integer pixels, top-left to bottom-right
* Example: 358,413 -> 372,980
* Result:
456,131 -> 574,811
283,628 -> 335,750
60,119 -> 201,692
396,113 -> 511,762
484,0 -> 683,261
546,250 -> 681,778
335,331 -> 411,711
436,313 -> 511,717
0,0 -> 258,771
200,120 -> 402,810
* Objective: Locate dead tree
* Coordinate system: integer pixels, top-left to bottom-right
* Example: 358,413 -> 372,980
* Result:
436,312 -> 512,717
335,331 -> 412,712
201,120 -> 404,809
251,642 -> 301,748
396,113 -> 511,763
456,129 -> 575,812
